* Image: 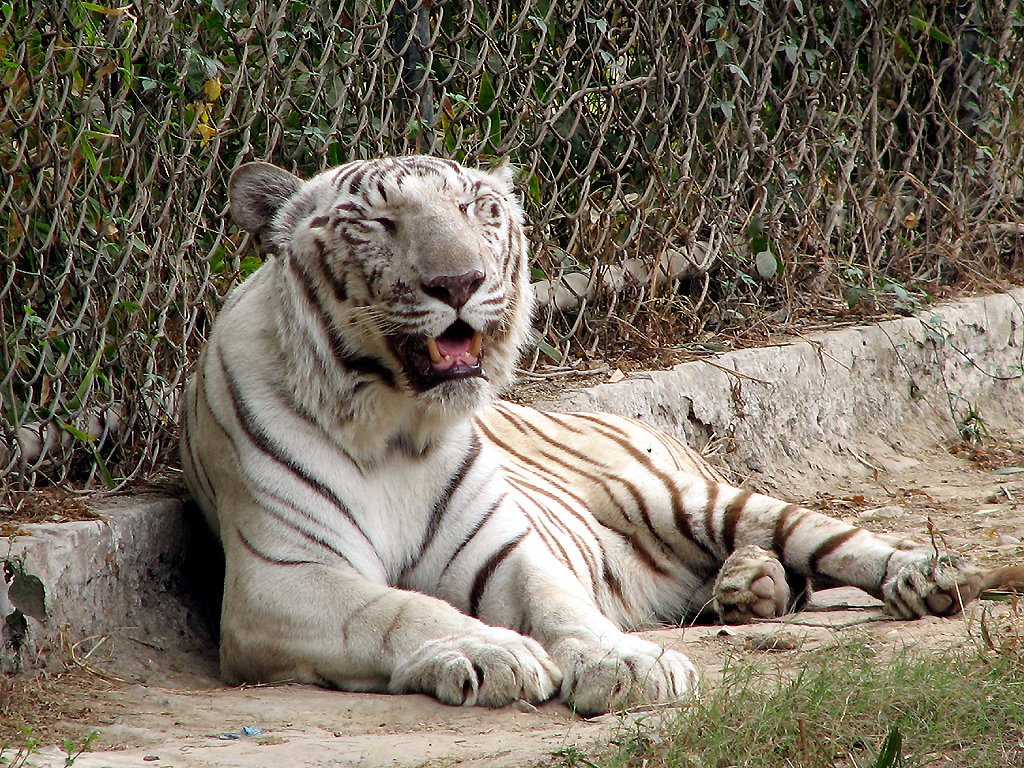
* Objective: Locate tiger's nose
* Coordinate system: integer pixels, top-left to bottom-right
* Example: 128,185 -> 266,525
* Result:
421,270 -> 485,310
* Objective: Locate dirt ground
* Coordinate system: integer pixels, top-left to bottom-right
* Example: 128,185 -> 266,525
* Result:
3,427 -> 1022,768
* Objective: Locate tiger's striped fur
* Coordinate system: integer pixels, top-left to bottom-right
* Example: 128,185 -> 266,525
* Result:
181,156 -> 998,716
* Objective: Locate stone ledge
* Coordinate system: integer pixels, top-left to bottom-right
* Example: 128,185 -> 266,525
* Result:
2,495 -> 199,670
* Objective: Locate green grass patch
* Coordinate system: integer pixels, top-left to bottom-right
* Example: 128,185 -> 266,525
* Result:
560,640 -> 1024,768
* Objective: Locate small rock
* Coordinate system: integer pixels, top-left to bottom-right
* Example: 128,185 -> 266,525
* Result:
997,535 -> 1022,546
744,632 -> 800,652
859,505 -> 904,520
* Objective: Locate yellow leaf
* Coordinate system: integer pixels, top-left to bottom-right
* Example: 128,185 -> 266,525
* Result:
903,210 -> 920,229
195,122 -> 217,145
193,101 -> 211,123
84,3 -> 130,16
203,77 -> 222,102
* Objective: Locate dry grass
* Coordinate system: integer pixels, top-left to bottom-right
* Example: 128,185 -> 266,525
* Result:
0,665 -> 119,749
0,488 -> 99,535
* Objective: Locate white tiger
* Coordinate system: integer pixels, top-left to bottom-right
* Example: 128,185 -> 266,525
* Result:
180,156 -> 1019,716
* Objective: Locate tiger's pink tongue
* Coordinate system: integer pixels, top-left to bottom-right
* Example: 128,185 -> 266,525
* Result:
428,333 -> 482,372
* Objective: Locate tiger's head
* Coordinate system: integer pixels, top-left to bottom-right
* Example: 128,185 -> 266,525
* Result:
228,156 -> 534,424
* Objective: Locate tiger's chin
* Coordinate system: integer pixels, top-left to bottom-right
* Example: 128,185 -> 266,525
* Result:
417,376 -> 491,419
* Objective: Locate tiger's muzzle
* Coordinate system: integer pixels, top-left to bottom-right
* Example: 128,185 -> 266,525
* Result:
392,319 -> 486,391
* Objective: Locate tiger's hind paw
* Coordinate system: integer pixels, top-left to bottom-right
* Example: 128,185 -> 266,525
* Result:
713,545 -> 791,623
882,553 -> 982,619
553,634 -> 698,717
390,627 -> 561,708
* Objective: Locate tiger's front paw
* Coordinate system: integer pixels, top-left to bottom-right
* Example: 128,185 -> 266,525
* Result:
390,627 -> 561,708
552,634 -> 698,717
883,553 -> 982,619
713,545 -> 791,623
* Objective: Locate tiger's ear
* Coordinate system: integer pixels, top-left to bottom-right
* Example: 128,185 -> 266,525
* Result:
228,162 -> 304,235
489,158 -> 515,194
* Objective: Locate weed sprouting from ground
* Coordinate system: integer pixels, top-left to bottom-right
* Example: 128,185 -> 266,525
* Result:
0,728 -> 99,767
556,626 -> 1024,768
60,730 -> 99,766
0,727 -> 39,768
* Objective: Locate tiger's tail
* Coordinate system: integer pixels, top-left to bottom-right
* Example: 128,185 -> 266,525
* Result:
981,565 -> 1024,593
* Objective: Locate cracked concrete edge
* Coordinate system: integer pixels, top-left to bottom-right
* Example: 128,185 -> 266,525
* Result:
3,288 -> 1024,668
2,495 -> 192,671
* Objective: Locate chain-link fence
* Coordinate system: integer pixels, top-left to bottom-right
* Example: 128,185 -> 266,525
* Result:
3,1 -> 1024,495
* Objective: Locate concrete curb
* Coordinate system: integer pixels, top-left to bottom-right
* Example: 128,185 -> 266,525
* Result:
4,288 -> 1023,667
2,496 -> 194,671
537,288 -> 1024,493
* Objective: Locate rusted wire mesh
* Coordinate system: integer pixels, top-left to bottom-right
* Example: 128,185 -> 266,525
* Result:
3,1 -> 1023,494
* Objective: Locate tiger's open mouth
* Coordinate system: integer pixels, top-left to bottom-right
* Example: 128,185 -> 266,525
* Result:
394,319 -> 485,391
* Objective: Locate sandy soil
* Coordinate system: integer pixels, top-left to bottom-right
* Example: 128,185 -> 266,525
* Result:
4,430 -> 1022,768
